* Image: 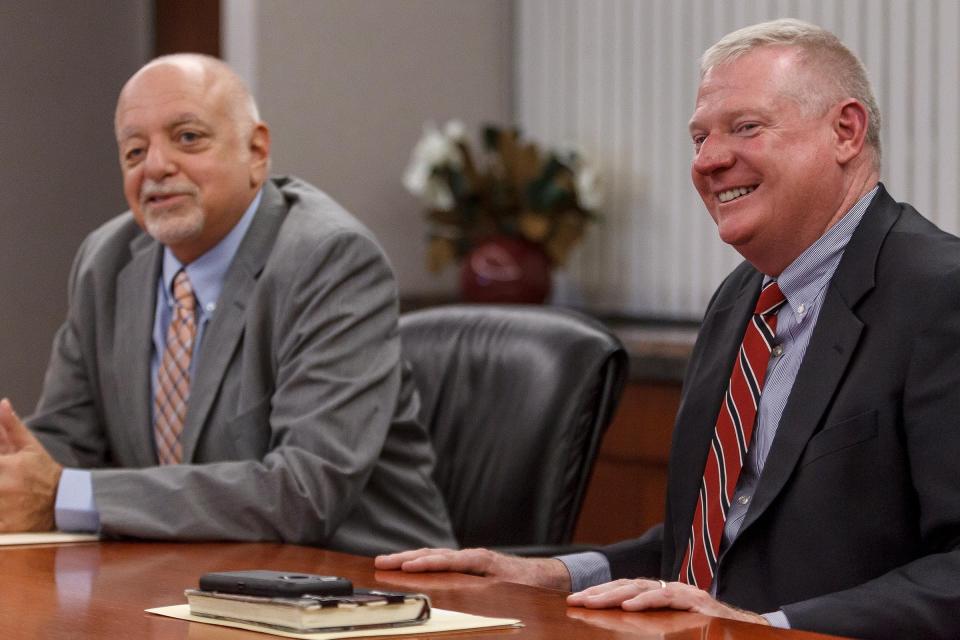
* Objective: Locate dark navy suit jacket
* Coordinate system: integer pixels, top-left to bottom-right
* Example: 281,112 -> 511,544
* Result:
602,185 -> 960,639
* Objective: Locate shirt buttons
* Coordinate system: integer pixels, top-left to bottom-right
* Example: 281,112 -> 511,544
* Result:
796,303 -> 806,314
205,302 -> 216,313
737,495 -> 750,505
772,345 -> 784,357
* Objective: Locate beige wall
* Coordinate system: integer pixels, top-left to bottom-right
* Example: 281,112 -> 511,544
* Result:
0,2 -> 151,409
244,0 -> 514,295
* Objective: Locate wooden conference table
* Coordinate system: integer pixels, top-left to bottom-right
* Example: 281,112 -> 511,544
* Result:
0,540 -> 842,639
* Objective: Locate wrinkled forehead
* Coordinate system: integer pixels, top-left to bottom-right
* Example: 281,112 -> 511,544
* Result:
690,48 -> 802,125
115,63 -> 222,134
120,59 -> 212,103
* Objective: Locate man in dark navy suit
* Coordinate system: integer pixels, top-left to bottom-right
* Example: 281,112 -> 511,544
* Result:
376,19 -> 960,639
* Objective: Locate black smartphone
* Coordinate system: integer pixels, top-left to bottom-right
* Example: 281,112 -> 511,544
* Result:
198,570 -> 353,598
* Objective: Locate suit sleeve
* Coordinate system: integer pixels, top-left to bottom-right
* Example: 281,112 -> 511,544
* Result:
88,229 -> 411,546
28,233 -> 112,468
781,265 -> 960,639
599,524 -> 664,579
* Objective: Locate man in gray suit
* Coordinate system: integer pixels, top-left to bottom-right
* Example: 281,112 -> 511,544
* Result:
0,54 -> 455,555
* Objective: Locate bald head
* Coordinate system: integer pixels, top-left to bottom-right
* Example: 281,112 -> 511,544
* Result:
116,54 -> 260,137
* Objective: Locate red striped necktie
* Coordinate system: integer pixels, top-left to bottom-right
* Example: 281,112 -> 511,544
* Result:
679,280 -> 787,589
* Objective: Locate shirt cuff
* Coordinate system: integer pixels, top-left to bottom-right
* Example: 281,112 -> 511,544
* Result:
556,551 -> 612,592
54,468 -> 101,533
763,610 -> 790,628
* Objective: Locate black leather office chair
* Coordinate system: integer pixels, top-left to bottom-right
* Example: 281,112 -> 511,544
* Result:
400,304 -> 628,554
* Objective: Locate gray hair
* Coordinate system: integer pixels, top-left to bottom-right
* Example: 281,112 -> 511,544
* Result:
702,19 -> 881,168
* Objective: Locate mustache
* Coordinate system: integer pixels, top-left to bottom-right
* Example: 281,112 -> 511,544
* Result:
140,182 -> 199,203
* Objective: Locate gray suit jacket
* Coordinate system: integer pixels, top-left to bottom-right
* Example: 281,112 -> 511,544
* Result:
29,176 -> 456,555
602,186 -> 960,639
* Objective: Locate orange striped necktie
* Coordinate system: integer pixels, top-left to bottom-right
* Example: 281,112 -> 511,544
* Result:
153,269 -> 197,465
679,280 -> 787,588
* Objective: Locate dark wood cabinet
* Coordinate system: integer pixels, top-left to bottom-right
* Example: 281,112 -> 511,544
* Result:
574,380 -> 682,544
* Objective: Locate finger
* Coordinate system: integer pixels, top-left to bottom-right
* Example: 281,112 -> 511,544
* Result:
397,554 -> 460,572
567,578 -> 658,606
568,583 -> 617,606
621,589 -> 673,611
621,582 -> 701,612
623,582 -> 767,624
0,424 -> 13,454
572,584 -> 647,609
0,399 -> 36,450
374,548 -> 452,569
401,549 -> 490,574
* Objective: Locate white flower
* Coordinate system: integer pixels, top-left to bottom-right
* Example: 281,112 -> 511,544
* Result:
421,177 -> 455,211
557,145 -> 603,211
403,122 -> 464,211
574,164 -> 603,210
443,119 -> 467,141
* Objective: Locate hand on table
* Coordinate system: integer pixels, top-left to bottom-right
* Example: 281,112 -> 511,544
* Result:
374,547 -> 572,591
567,578 -> 769,625
0,398 -> 62,531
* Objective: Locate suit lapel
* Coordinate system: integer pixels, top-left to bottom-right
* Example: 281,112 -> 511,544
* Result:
737,287 -> 863,536
669,270 -> 764,559
179,182 -> 286,461
735,185 -> 900,538
115,235 -> 162,467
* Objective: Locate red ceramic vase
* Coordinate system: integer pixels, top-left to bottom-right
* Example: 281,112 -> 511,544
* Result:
460,235 -> 552,304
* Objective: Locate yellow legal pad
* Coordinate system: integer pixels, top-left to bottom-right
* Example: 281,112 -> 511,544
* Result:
147,604 -> 522,639
0,532 -> 99,546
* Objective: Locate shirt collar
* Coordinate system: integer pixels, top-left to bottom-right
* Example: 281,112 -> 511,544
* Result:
160,188 -> 263,317
769,185 -> 879,314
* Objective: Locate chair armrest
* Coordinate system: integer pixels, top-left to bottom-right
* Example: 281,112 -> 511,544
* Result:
492,543 -> 600,558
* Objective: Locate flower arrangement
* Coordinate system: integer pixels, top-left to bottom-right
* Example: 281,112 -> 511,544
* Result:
403,121 -> 602,273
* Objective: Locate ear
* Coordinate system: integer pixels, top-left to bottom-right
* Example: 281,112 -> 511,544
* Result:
248,122 -> 271,187
834,98 -> 869,165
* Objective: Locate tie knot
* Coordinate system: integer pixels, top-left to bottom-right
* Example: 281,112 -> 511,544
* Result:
172,269 -> 196,312
754,280 -> 786,316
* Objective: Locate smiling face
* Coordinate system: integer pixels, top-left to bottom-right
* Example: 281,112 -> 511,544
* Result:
115,57 -> 269,264
689,46 -> 855,275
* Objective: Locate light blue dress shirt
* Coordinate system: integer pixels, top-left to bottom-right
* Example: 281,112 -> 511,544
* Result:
54,190 -> 262,533
559,186 -> 879,629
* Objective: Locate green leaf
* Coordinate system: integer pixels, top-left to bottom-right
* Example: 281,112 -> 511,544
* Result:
446,167 -> 470,201
482,125 -> 500,151
542,184 -> 575,210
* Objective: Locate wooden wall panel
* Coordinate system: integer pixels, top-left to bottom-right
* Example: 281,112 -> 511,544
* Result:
154,0 -> 220,57
574,382 -> 681,544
